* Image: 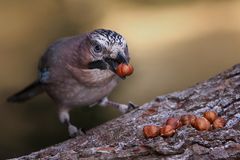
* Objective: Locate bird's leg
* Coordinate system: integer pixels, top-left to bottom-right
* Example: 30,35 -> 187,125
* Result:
98,97 -> 137,113
58,107 -> 85,137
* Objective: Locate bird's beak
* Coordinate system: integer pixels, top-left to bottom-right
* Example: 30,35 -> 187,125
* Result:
115,52 -> 128,64
105,52 -> 129,74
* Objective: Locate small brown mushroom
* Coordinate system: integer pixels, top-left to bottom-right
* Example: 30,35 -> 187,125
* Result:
192,117 -> 211,131
159,125 -> 176,137
166,117 -> 182,129
213,117 -> 226,129
180,114 -> 196,126
143,125 -> 160,138
203,111 -> 218,124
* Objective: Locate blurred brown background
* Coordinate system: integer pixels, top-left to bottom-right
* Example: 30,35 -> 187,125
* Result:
1,0 -> 240,159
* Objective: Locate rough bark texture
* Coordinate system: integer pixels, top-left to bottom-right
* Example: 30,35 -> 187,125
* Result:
13,64 -> 240,160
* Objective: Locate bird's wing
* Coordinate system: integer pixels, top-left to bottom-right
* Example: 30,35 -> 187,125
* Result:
65,64 -> 115,87
38,67 -> 51,84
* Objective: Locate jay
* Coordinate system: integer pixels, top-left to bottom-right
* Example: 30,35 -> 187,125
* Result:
7,29 -> 136,137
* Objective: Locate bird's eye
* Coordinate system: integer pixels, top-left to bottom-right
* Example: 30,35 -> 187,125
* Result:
93,44 -> 102,53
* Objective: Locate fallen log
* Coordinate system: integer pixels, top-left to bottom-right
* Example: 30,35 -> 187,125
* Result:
14,64 -> 240,160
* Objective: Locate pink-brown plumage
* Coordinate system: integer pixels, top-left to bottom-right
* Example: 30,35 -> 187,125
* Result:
7,29 -> 135,137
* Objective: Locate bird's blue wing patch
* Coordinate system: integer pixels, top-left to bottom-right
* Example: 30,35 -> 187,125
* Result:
39,67 -> 50,83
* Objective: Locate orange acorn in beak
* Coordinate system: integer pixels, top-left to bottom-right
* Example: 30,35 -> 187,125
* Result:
116,63 -> 134,78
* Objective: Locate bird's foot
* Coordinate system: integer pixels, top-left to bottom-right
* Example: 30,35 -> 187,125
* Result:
99,97 -> 138,113
68,125 -> 86,138
128,101 -> 138,111
118,102 -> 138,113
98,97 -> 109,107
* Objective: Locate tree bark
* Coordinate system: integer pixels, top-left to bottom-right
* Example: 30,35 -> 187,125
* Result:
13,64 -> 240,160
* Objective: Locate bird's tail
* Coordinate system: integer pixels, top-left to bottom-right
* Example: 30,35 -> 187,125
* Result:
7,80 -> 44,103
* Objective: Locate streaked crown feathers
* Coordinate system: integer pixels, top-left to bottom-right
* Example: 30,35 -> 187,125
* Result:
89,29 -> 127,50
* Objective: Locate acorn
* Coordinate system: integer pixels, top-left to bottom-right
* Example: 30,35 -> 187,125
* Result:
203,111 -> 218,124
180,115 -> 196,126
116,63 -> 134,77
189,115 -> 197,126
143,125 -> 160,138
159,125 -> 176,137
166,117 -> 182,129
213,117 -> 226,129
192,117 -> 211,131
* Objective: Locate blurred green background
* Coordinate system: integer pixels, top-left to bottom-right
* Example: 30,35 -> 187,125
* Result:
1,0 -> 240,159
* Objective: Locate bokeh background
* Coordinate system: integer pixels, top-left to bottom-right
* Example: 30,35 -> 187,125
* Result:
1,0 -> 240,159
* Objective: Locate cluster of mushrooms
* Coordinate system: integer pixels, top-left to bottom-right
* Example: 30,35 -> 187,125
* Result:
143,111 -> 226,138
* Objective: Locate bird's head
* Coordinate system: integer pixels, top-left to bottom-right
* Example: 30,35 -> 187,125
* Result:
86,29 -> 130,75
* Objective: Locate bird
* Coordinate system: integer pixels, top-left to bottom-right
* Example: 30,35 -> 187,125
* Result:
7,29 -> 136,137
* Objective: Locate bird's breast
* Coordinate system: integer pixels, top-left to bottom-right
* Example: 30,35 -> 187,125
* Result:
46,74 -> 119,107
69,78 -> 118,106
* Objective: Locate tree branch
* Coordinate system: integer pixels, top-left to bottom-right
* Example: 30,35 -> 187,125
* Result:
14,64 -> 240,160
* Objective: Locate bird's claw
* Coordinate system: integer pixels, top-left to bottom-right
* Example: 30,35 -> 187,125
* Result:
69,125 -> 86,138
127,101 -> 138,112
120,101 -> 138,113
